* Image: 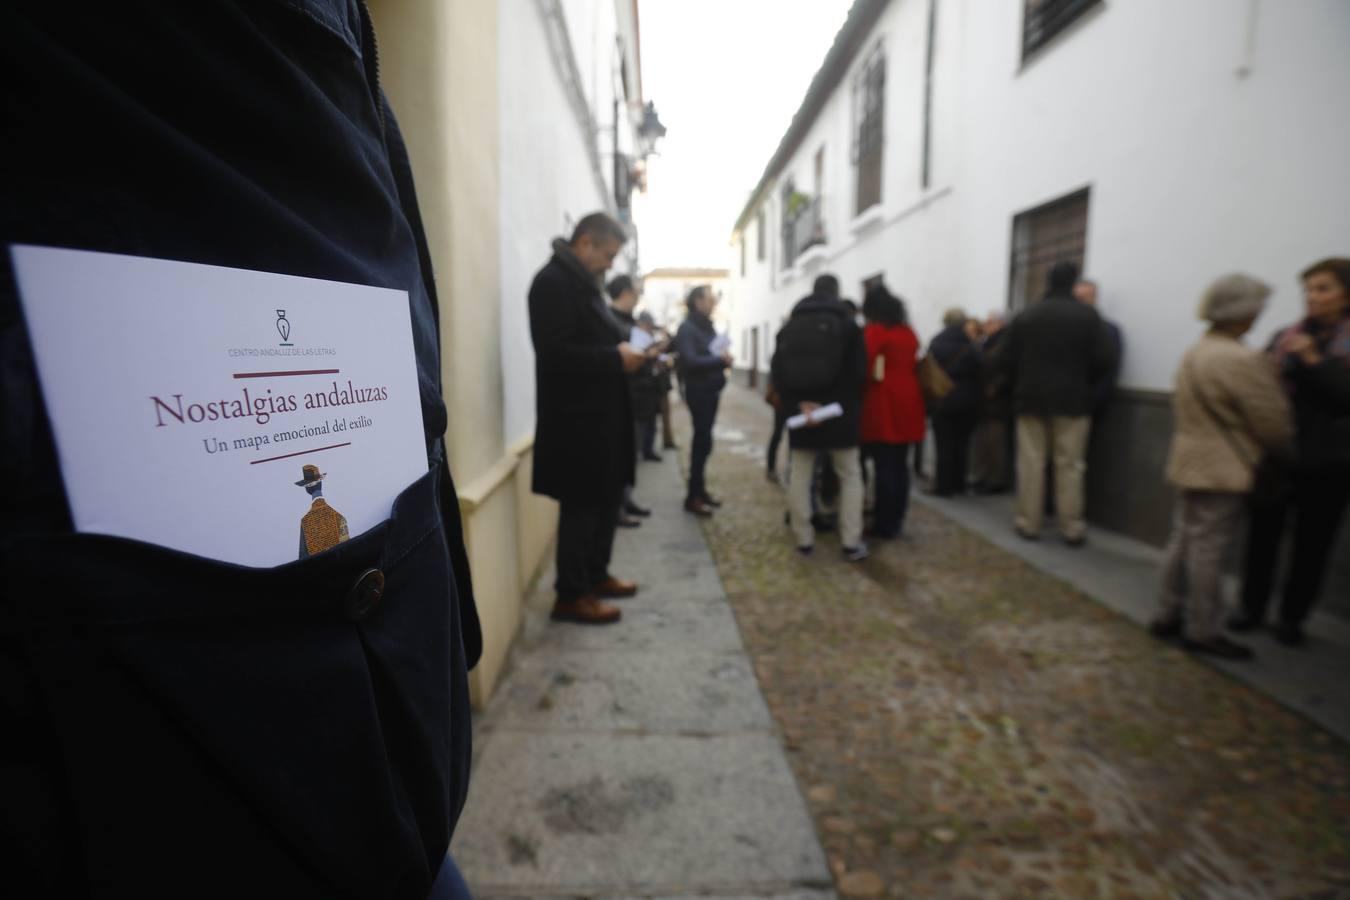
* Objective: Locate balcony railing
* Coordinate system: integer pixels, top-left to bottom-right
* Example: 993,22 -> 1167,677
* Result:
782,196 -> 827,269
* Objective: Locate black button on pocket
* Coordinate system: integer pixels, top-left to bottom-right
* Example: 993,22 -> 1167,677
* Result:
346,568 -> 385,621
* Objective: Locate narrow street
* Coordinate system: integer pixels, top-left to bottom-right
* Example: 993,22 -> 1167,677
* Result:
454,381 -> 1350,899
683,383 -> 1350,899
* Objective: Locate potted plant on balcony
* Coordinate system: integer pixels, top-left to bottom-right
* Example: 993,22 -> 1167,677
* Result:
785,190 -> 812,221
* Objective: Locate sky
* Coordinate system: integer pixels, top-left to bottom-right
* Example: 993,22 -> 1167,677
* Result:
632,0 -> 855,273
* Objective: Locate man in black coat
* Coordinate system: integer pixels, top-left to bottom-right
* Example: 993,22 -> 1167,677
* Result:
529,213 -> 647,625
674,285 -> 732,516
999,261 -> 1119,545
772,275 -> 869,560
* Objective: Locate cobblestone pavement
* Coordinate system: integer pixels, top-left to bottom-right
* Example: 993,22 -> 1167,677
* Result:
675,382 -> 1350,900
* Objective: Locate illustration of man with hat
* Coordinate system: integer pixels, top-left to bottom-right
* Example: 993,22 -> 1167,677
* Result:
296,463 -> 349,559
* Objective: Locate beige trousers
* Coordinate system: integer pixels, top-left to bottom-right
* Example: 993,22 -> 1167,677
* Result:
1015,415 -> 1091,540
788,448 -> 864,550
1156,490 -> 1244,641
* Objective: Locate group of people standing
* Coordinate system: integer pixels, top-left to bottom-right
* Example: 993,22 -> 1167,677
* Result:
1154,258 -> 1350,659
764,261 -> 1120,559
762,256 -> 1349,663
527,212 -> 730,626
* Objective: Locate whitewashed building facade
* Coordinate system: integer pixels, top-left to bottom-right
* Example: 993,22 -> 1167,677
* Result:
371,0 -> 657,703
726,0 -> 1350,612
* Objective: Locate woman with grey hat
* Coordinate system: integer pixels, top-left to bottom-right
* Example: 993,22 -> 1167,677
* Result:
1150,274 -> 1295,660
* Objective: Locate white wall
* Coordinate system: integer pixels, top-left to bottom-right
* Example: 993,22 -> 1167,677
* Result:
499,0 -> 642,446
730,0 -> 1350,391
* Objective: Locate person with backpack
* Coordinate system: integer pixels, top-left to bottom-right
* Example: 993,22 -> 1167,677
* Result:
674,285 -> 732,517
772,275 -> 870,561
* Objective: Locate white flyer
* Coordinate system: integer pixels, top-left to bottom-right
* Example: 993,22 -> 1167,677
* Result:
787,402 -> 844,430
709,333 -> 731,356
628,326 -> 654,352
11,246 -> 428,568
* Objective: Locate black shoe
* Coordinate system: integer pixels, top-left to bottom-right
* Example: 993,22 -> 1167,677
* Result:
842,544 -> 870,562
796,545 -> 814,557
1149,619 -> 1183,641
617,515 -> 642,529
1183,635 -> 1254,660
643,453 -> 663,462
1226,612 -> 1263,633
1272,622 -> 1305,647
663,442 -> 678,450
624,502 -> 652,518
1064,535 -> 1088,548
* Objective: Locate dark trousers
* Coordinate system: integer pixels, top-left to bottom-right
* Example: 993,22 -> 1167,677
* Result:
555,490 -> 622,601
1242,465 -> 1350,627
767,403 -> 789,474
686,384 -> 721,502
932,412 -> 977,496
638,415 -> 658,458
866,442 -> 912,537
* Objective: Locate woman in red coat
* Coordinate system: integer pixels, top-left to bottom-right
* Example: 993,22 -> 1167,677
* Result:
861,286 -> 927,537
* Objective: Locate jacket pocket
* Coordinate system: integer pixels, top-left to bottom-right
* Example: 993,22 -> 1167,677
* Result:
3,467 -> 470,898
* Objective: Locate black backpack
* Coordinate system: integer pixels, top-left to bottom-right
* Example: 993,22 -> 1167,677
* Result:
773,311 -> 846,393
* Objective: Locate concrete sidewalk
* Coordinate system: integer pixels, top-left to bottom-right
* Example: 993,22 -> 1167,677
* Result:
915,488 -> 1350,743
450,452 -> 835,899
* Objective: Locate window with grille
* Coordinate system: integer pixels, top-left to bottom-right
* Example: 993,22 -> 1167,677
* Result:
756,210 -> 766,261
1007,188 -> 1090,312
852,46 -> 885,216
1022,0 -> 1100,61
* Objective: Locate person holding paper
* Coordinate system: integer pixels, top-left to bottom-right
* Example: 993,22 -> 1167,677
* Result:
530,214 -> 647,625
607,274 -> 662,521
3,5 -> 481,896
771,275 -> 870,561
674,285 -> 732,517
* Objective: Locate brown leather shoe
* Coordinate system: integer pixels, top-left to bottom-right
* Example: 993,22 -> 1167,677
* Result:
550,596 -> 622,625
684,498 -> 714,517
594,576 -> 638,599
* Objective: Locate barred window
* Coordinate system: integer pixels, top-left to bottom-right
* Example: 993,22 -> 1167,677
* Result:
1008,188 -> 1090,312
1023,0 -> 1101,61
852,46 -> 885,215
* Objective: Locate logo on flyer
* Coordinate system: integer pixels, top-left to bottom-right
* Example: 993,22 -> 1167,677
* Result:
276,309 -> 292,346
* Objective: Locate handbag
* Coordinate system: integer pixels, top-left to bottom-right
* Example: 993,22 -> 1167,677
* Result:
1185,358 -> 1293,505
917,353 -> 954,406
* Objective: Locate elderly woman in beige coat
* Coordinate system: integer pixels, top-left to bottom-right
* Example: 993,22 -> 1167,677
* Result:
1150,274 -> 1294,660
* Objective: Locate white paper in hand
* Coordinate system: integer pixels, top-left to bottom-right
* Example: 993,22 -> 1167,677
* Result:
787,402 -> 844,430
709,333 -> 731,356
629,326 -> 654,352
11,246 -> 428,568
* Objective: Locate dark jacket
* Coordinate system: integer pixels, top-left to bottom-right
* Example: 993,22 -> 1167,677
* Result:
612,308 -> 664,421
979,327 -> 1013,420
1274,318 -> 1350,469
999,294 -> 1119,417
929,324 -> 982,417
774,295 -> 868,450
1094,318 -> 1124,411
529,241 -> 635,502
3,4 -> 478,896
674,310 -> 728,392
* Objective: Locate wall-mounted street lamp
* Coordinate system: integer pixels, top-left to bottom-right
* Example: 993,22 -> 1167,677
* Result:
637,101 -> 667,158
